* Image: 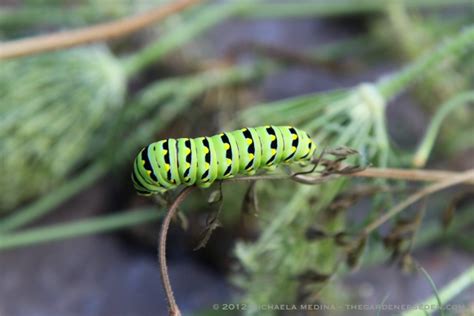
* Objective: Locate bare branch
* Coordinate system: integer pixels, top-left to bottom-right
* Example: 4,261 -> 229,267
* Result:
351,167 -> 474,184
228,167 -> 474,185
0,0 -> 201,59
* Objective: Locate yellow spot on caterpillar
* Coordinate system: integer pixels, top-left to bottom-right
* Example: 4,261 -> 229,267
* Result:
203,147 -> 209,154
165,164 -> 170,171
141,160 -> 146,166
265,125 -> 270,128
219,133 -> 224,136
226,159 -> 232,164
224,143 -> 230,150
270,135 -> 276,141
248,153 -> 254,160
246,138 -> 253,145
146,170 -> 151,176
185,148 -> 191,155
292,134 -> 298,140
271,149 -> 276,155
205,163 -> 210,169
241,128 -> 247,131
162,150 -> 168,155
292,146 -> 297,152
185,163 -> 190,168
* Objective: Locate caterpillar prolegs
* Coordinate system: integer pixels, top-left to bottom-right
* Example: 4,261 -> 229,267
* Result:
132,126 -> 316,195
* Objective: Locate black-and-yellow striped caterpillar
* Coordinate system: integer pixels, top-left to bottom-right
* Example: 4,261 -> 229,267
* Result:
132,126 -> 316,195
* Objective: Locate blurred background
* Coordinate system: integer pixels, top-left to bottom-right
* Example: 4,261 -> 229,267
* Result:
0,0 -> 473,315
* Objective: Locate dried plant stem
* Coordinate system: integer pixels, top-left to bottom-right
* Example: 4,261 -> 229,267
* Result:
363,169 -> 474,235
158,187 -> 194,316
413,91 -> 474,167
228,167 -> 474,185
350,167 -> 474,184
0,0 -> 200,59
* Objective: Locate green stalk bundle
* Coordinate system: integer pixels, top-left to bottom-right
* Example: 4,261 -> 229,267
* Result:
0,47 -> 125,212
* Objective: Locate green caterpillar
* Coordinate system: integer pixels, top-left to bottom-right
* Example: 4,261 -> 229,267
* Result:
132,126 -> 316,195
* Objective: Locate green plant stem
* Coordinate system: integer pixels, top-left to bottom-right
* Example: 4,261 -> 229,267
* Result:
124,2 -> 243,77
413,91 -> 474,167
417,265 -> 445,316
402,264 -> 474,316
0,162 -> 107,233
377,25 -> 474,100
0,208 -> 160,250
241,0 -> 473,18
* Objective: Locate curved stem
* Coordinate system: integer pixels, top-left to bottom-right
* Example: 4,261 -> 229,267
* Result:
413,91 -> 474,167
158,187 -> 194,316
0,0 -> 200,59
403,264 -> 474,316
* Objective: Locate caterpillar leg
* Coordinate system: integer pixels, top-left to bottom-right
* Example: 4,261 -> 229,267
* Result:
262,165 -> 277,172
291,148 -> 326,177
194,181 -> 224,250
197,181 -> 213,189
153,191 -> 189,230
153,194 -> 166,206
242,181 -> 259,216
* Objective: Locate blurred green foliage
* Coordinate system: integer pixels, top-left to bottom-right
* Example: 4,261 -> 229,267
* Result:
0,47 -> 125,212
232,24 -> 474,315
0,1 -> 473,315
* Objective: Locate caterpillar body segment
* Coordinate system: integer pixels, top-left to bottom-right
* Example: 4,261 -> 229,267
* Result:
132,126 -> 316,195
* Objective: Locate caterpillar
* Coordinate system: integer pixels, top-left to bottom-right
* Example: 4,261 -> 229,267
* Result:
132,126 -> 316,195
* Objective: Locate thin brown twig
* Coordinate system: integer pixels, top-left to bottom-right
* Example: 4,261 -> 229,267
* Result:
0,0 -> 201,59
227,167 -> 474,185
158,186 -> 195,316
351,167 -> 474,184
362,169 -> 474,235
